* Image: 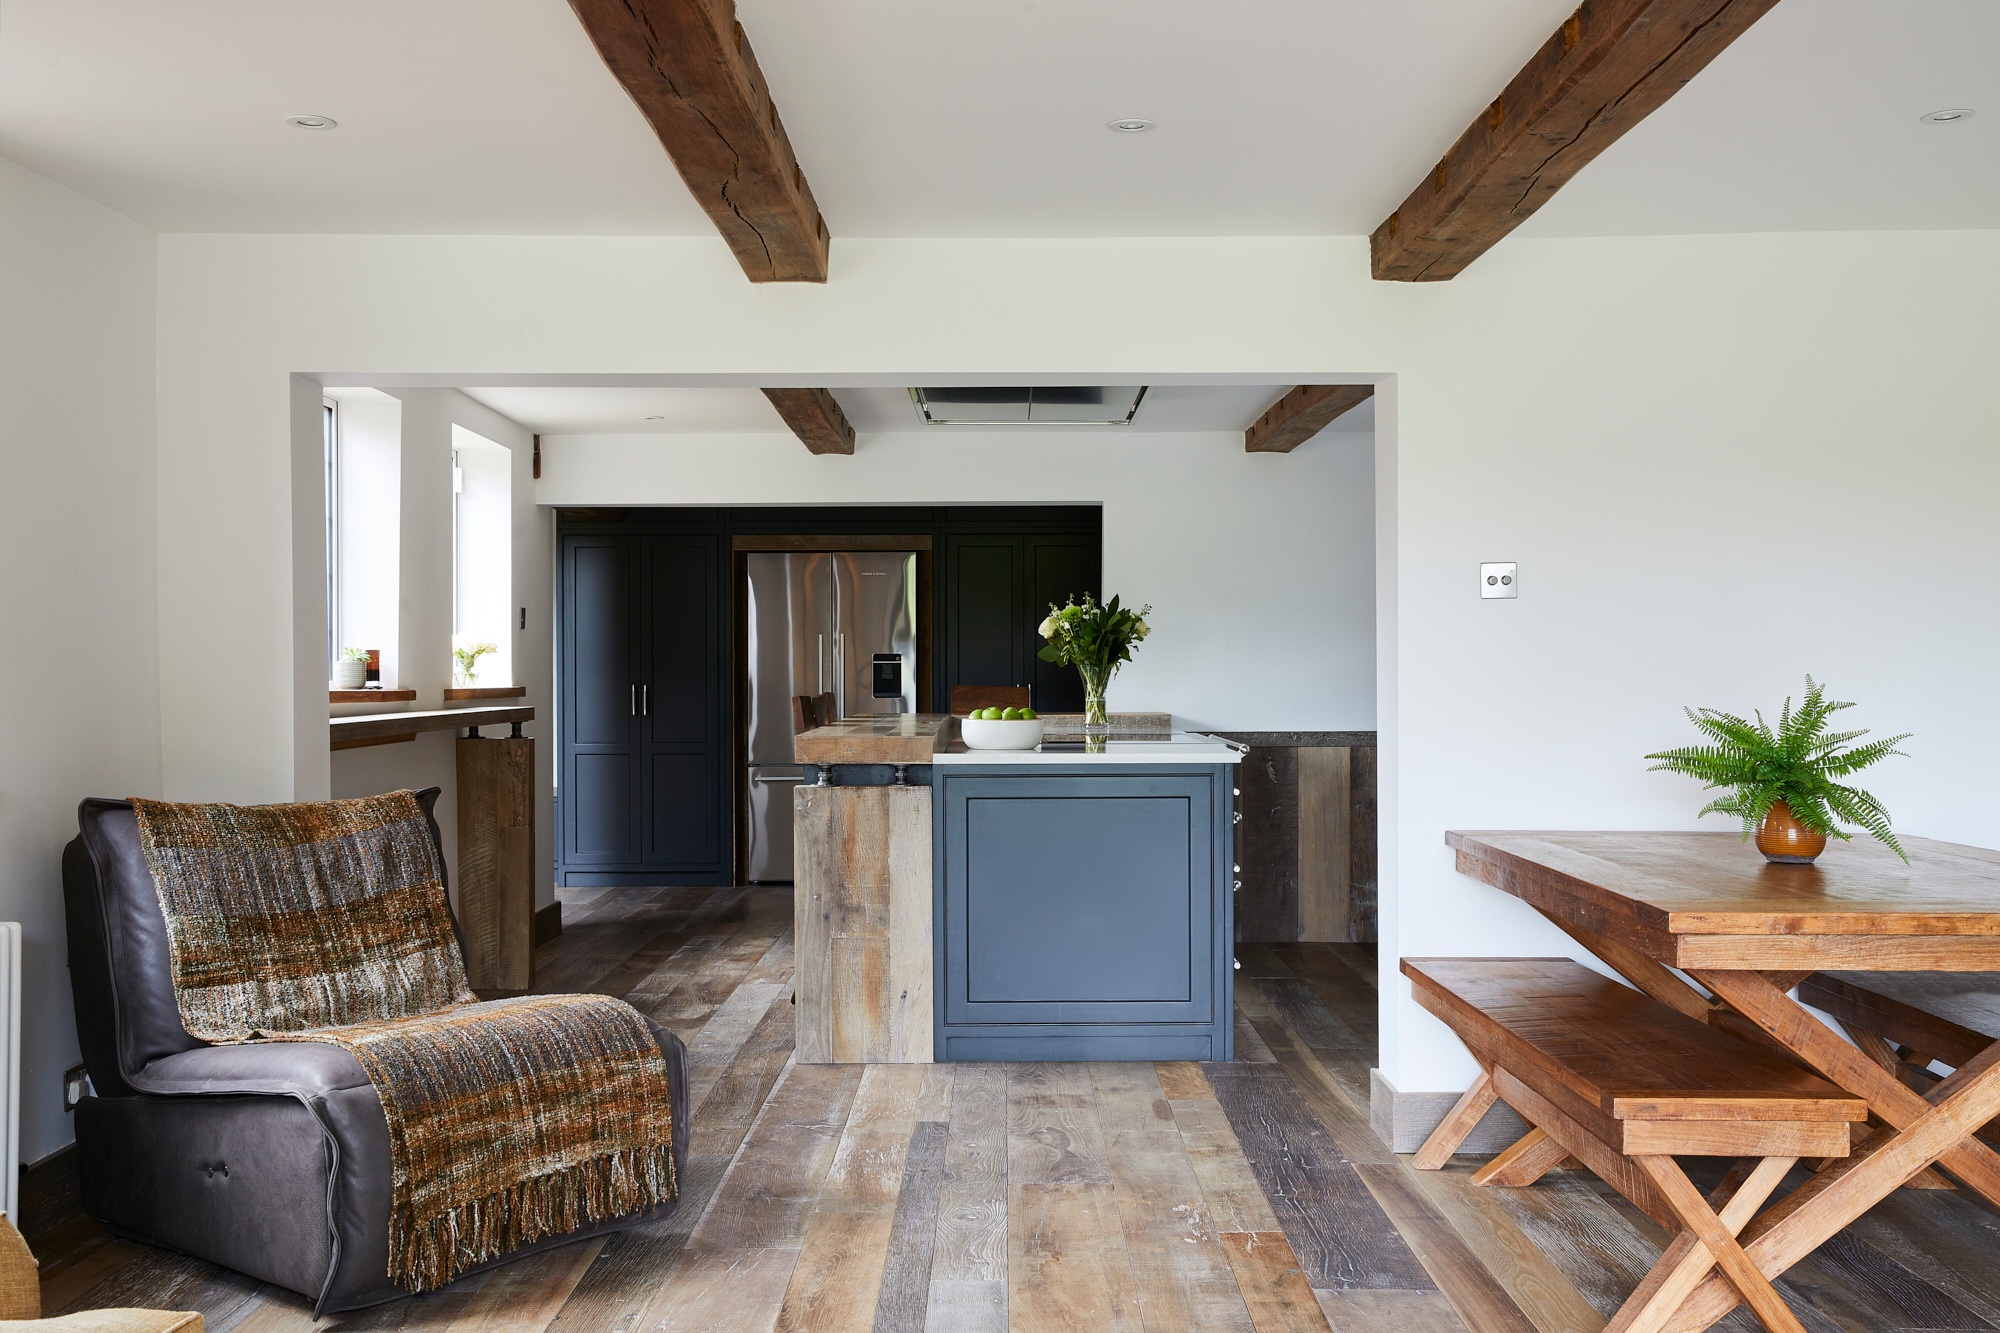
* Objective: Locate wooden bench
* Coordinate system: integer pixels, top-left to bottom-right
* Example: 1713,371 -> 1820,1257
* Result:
1404,958 -> 1868,1333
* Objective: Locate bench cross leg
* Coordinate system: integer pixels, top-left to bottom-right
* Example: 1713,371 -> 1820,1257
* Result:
1608,1155 -> 1803,1333
1413,1068 -> 1497,1169
1470,1125 -> 1573,1186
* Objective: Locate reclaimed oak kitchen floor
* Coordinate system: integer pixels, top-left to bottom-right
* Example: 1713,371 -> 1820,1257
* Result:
39,886 -> 2000,1332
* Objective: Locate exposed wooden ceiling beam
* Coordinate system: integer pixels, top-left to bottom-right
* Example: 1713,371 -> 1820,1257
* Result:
1245,385 -> 1374,454
568,0 -> 831,283
764,388 -> 855,455
1370,0 -> 1782,282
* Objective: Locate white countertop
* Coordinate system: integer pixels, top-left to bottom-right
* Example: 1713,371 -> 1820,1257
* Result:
930,731 -> 1245,766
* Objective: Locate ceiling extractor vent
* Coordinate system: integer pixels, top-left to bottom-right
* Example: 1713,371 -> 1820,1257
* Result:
910,386 -> 1147,426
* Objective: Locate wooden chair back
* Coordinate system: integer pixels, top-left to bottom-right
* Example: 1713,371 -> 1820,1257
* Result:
951,685 -> 1031,717
792,695 -> 819,735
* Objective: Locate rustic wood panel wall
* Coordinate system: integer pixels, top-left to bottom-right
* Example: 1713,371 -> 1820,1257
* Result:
1220,732 -> 1377,944
456,736 -> 537,989
794,784 -> 933,1063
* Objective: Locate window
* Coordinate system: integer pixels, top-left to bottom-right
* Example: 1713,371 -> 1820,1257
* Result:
451,426 -> 512,686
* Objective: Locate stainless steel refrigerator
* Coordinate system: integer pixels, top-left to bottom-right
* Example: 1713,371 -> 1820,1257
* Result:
744,551 -> 919,881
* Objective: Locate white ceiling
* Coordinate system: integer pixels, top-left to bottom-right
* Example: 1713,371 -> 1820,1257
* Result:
1,0 -> 1992,238
460,384 -> 1374,437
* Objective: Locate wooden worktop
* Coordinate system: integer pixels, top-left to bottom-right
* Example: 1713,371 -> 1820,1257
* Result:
792,714 -> 953,764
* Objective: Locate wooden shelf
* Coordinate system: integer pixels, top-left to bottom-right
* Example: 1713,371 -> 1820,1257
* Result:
330,688 -> 416,703
444,686 -> 527,701
330,705 -> 534,752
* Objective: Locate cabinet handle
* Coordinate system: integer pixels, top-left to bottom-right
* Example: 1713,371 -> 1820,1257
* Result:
630,685 -> 636,716
642,684 -> 649,716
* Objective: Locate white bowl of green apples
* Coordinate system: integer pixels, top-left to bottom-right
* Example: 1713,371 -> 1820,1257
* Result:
959,706 -> 1043,750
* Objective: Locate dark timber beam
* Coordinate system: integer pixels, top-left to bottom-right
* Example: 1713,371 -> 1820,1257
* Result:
1245,385 -> 1374,454
1370,0 -> 1782,282
568,0 -> 831,283
764,388 -> 855,455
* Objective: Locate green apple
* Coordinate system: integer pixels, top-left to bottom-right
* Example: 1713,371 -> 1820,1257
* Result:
1019,708 -> 1037,720
1001,707 -> 1022,720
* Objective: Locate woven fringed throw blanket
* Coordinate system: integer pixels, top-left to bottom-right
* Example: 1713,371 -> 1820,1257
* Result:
129,790 -> 676,1291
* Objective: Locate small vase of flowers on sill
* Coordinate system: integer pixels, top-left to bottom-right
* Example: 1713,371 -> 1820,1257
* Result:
332,648 -> 370,690
1646,675 -> 1911,865
1036,593 -> 1152,731
452,637 -> 497,687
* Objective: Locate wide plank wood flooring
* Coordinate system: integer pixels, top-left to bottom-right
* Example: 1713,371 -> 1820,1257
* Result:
41,886 -> 2000,1331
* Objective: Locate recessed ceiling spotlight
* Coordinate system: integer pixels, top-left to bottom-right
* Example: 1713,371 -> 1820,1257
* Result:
286,114 -> 338,130
643,415 -> 666,420
1107,118 -> 1155,133
1920,108 -> 1974,124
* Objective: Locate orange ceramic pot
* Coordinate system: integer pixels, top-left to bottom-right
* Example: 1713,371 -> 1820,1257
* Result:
1756,800 -> 1827,864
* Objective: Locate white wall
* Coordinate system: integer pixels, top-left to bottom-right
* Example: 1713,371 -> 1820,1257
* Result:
538,429 -> 1376,730
0,157 -> 157,1165
151,229 -> 2000,1103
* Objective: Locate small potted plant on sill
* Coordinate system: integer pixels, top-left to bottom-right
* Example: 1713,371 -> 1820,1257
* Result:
452,637 -> 497,687
1036,592 -> 1152,731
332,647 -> 370,690
1646,675 -> 1911,864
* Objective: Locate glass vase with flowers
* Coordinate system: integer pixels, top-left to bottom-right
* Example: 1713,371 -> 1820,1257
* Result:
1036,593 -> 1152,731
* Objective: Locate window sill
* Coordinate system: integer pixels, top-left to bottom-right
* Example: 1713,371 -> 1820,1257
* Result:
444,686 -> 527,701
331,688 -> 416,703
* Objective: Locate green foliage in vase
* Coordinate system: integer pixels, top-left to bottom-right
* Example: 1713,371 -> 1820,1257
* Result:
1645,675 -> 1911,860
1035,593 -> 1153,671
340,646 -> 372,662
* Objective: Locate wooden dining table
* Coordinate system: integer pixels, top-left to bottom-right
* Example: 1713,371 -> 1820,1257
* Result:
1447,829 -> 2000,1333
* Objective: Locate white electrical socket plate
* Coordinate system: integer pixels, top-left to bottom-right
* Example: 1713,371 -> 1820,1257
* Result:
1481,562 -> 1517,599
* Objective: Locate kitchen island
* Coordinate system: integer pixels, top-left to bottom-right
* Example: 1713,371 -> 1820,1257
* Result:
791,715 -> 1243,1063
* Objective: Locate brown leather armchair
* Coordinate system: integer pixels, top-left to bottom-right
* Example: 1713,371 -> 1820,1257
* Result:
61,788 -> 687,1315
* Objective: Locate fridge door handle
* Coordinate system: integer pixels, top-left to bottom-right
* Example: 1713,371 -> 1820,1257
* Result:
817,633 -> 824,694
835,633 -> 844,720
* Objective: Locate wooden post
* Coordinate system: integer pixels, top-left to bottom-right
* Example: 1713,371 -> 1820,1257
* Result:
456,736 -> 536,990
794,784 -> 933,1063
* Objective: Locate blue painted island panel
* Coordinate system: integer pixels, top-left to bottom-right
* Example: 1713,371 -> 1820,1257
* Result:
935,765 -> 1235,1061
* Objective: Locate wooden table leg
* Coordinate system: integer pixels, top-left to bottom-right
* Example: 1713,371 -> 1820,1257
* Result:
1606,1156 -> 1798,1333
1696,970 -> 2000,1207
1538,910 -> 1716,1021
1659,987 -> 2000,1332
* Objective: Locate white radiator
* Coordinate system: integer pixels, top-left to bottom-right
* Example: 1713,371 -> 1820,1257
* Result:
0,923 -> 19,1222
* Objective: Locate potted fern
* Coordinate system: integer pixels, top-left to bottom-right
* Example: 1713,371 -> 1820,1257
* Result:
1645,676 -> 1910,864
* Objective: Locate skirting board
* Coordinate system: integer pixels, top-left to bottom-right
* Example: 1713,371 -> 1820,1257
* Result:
533,901 -> 562,947
1370,1068 -> 1532,1155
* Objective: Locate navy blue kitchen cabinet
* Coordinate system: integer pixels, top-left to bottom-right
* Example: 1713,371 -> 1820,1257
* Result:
934,765 -> 1235,1060
558,532 -> 727,885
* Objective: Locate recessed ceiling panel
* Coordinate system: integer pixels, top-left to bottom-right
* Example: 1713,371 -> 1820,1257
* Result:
912,386 -> 1146,426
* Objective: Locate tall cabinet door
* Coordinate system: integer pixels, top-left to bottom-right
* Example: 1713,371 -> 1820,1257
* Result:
944,535 -> 1026,697
560,534 -> 640,865
1026,536 -> 1101,714
640,535 -> 726,874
